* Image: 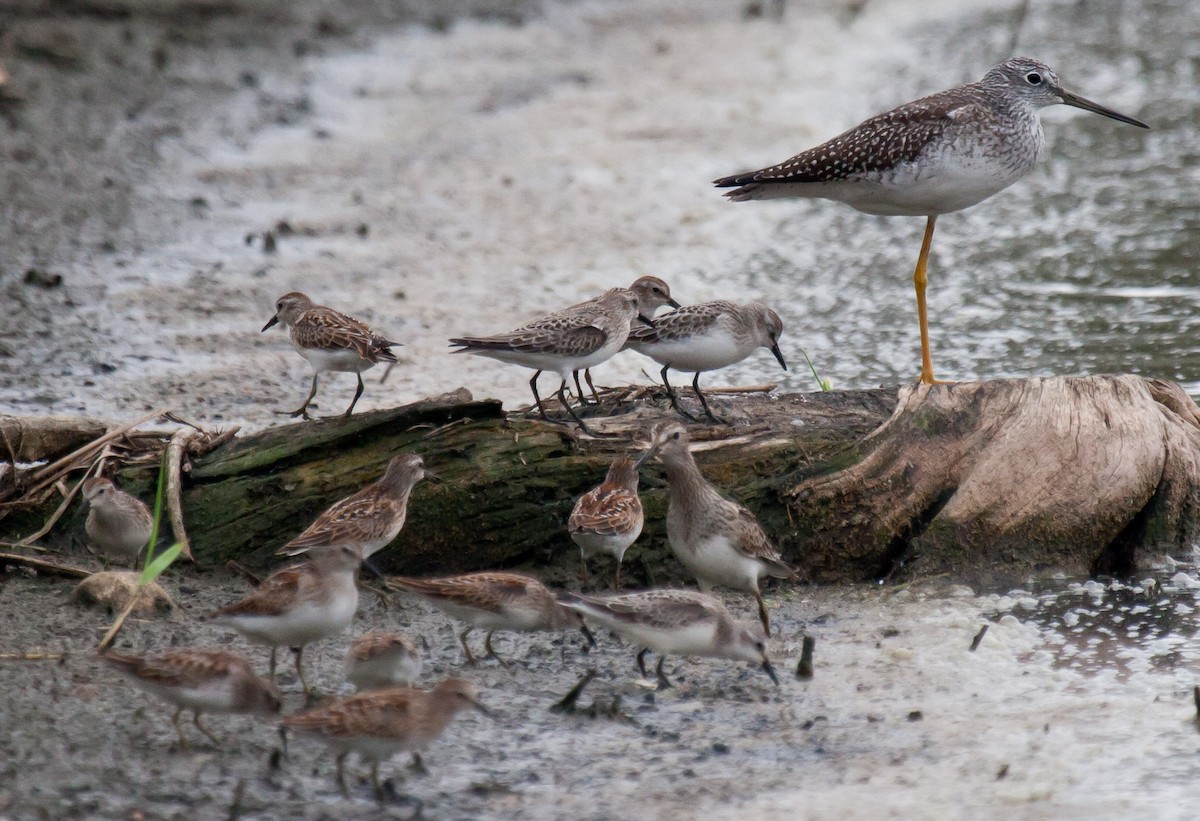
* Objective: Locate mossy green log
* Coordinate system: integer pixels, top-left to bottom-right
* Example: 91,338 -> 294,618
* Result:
10,376 -> 1200,587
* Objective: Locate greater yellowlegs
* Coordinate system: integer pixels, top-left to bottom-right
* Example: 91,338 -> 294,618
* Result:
714,57 -> 1148,384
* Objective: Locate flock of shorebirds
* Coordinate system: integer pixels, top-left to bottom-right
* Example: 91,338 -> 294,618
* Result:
78,55 -> 1146,800
88,423 -> 794,797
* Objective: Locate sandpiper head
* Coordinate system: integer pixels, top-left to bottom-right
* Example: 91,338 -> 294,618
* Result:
628,276 -> 681,314
243,678 -> 285,715
431,677 -> 493,717
732,622 -> 779,685
81,476 -> 117,505
383,453 -> 440,488
984,57 -> 1148,128
748,303 -> 787,371
602,287 -> 656,327
605,456 -> 641,489
637,421 -> 690,467
309,544 -> 365,572
262,291 -> 315,332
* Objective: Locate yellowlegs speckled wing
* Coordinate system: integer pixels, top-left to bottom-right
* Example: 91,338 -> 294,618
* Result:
714,57 -> 1149,385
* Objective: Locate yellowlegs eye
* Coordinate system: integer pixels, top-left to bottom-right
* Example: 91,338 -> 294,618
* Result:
1025,72 -> 1042,85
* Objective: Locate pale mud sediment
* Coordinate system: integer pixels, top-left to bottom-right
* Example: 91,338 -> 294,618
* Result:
2,566 -> 1200,818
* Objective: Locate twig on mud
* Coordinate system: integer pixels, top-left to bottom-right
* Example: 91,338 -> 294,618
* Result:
17,449 -> 108,545
0,650 -> 65,661
225,560 -> 263,586
701,384 -> 778,395
795,635 -> 816,680
192,426 -> 240,457
165,428 -> 197,562
0,551 -> 91,578
97,593 -> 142,652
0,540 -> 47,552
17,408 -> 167,500
415,416 -> 472,441
969,624 -> 989,652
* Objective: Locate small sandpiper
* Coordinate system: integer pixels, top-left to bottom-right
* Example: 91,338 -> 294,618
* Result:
640,422 -> 797,636
102,648 -> 281,748
626,300 -> 786,422
211,545 -> 362,695
389,572 -> 596,666
573,275 -> 680,404
81,477 -> 154,566
282,677 -> 490,799
568,456 -> 644,590
345,631 -> 423,690
714,57 -> 1148,385
263,291 -> 401,420
559,589 -> 777,689
449,287 -> 654,433
277,454 -> 437,559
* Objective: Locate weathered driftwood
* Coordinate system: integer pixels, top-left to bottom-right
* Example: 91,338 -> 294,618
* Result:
790,376 -> 1200,584
6,376 -> 1200,586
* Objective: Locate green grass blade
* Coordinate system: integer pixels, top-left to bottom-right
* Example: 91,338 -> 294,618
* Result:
139,543 -> 183,586
801,348 -> 831,391
143,451 -> 169,568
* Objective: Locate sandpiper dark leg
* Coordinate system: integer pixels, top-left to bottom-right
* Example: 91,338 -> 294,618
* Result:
340,372 -> 366,418
755,590 -> 771,637
557,379 -> 598,435
336,752 -> 350,797
484,630 -> 511,668
572,370 -> 591,405
193,712 -> 221,746
636,647 -> 650,677
692,373 -> 723,424
171,707 -> 189,749
655,656 -> 673,690
282,373 -> 319,419
459,628 -> 478,665
583,368 -> 601,404
529,371 -> 550,421
661,365 -> 697,421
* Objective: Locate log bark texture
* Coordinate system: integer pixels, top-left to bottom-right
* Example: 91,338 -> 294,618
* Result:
789,376 -> 1200,584
7,376 -> 1200,586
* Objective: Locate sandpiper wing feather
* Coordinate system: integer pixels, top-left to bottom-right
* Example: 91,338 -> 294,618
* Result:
728,503 -> 794,568
281,497 -> 398,553
283,689 -> 420,738
390,573 -> 536,614
210,567 -> 303,619
450,312 -> 610,358
347,632 -> 418,665
292,306 -> 399,363
567,590 -> 725,630
568,487 -> 642,537
102,649 -> 252,687
626,301 -> 731,344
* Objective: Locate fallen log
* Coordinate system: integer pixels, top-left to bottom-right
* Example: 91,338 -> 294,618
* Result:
5,376 -> 1200,586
